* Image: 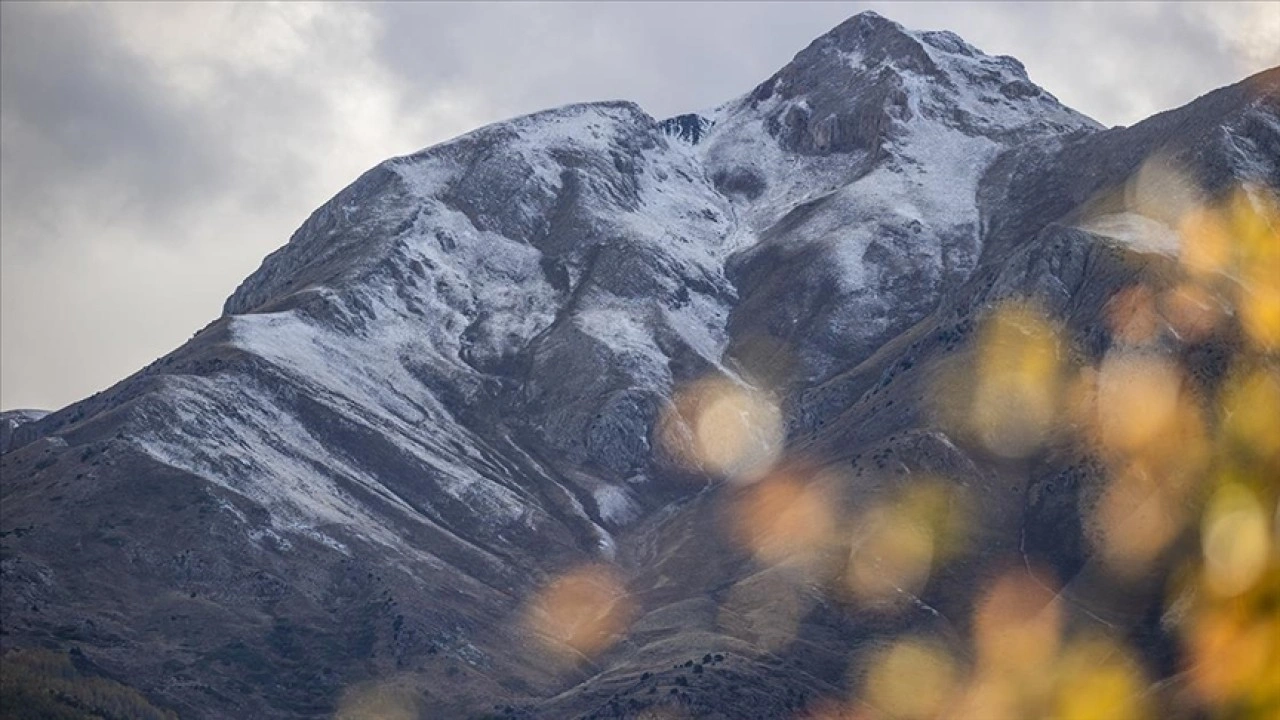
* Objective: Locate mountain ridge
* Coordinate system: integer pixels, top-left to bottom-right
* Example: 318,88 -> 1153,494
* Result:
2,12 -> 1277,719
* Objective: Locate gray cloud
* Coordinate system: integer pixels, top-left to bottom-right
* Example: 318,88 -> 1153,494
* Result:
370,2 -> 1274,129
0,5 -> 218,217
2,2 -> 1275,411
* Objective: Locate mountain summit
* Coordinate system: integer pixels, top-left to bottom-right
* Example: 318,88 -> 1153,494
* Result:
3,13 -> 1278,719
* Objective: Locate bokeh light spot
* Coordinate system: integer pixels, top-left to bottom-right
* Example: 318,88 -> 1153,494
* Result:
972,569 -> 1063,677
659,377 -> 783,484
1052,636 -> 1152,720
732,472 -> 837,569
860,637 -> 958,720
969,302 -> 1064,458
1201,484 -> 1269,597
527,563 -> 634,660
333,680 -> 422,720
845,503 -> 935,609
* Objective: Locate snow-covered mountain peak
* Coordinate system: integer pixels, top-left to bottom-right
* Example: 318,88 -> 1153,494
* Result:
225,14 -> 1098,328
6,10 -> 1124,624
205,15 -> 1113,520
713,11 -> 1097,152
7,13 -> 1279,719
667,14 -> 1103,384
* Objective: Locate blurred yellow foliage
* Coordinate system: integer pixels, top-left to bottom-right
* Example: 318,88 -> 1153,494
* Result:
732,470 -> 837,568
845,502 -> 936,609
1051,636 -> 1152,720
526,563 -> 634,660
334,680 -> 423,720
1178,204 -> 1234,278
538,166 -> 1280,720
972,569 -> 1064,679
1183,578 -> 1280,712
860,638 -> 959,720
1218,365 -> 1280,468
1106,285 -> 1162,346
1094,351 -> 1182,456
659,376 -> 783,483
970,302 -> 1065,458
1177,185 -> 1280,351
1227,188 -> 1280,352
1201,483 -> 1270,598
1092,463 -> 1185,575
1159,281 -> 1224,342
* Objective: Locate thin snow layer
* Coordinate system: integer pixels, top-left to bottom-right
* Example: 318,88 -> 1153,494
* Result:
130,282 -> 562,553
680,20 -> 1101,382
697,15 -> 1098,241
599,128 -> 738,375
128,29 -> 1108,547
392,102 -> 736,373
700,97 -> 868,239
790,117 -> 998,303
229,306 -> 532,516
1221,100 -> 1280,185
0,409 -> 50,455
138,103 -> 742,542
576,305 -> 670,386
382,178 -> 561,368
697,72 -> 997,337
593,484 -> 640,526
131,374 -> 398,553
908,29 -> 1099,134
408,202 -> 561,366
663,292 -> 732,370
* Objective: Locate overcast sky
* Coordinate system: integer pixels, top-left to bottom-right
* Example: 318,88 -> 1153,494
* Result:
2,2 -> 1276,411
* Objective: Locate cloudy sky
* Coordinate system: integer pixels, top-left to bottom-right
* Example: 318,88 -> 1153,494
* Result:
1,2 -> 1276,411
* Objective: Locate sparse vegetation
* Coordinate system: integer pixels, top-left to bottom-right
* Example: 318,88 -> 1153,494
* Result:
0,648 -> 176,720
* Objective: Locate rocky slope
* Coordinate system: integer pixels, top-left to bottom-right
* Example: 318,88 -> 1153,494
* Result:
2,12 -> 1277,719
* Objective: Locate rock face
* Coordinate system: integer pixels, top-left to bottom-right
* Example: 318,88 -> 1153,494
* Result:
0,410 -> 47,455
2,12 -> 1278,719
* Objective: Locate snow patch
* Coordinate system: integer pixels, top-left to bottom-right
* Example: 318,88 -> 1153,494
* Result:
593,485 -> 639,525
1078,212 -> 1180,256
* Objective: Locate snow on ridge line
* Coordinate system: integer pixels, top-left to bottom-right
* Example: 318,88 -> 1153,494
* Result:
139,14 -> 1116,552
390,101 -> 657,190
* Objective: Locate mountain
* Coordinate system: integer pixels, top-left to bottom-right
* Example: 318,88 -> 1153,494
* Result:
3,12 -> 1277,719
0,410 -> 47,456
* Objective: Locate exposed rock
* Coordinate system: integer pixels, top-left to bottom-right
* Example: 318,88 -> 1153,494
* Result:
3,11 -> 1277,719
